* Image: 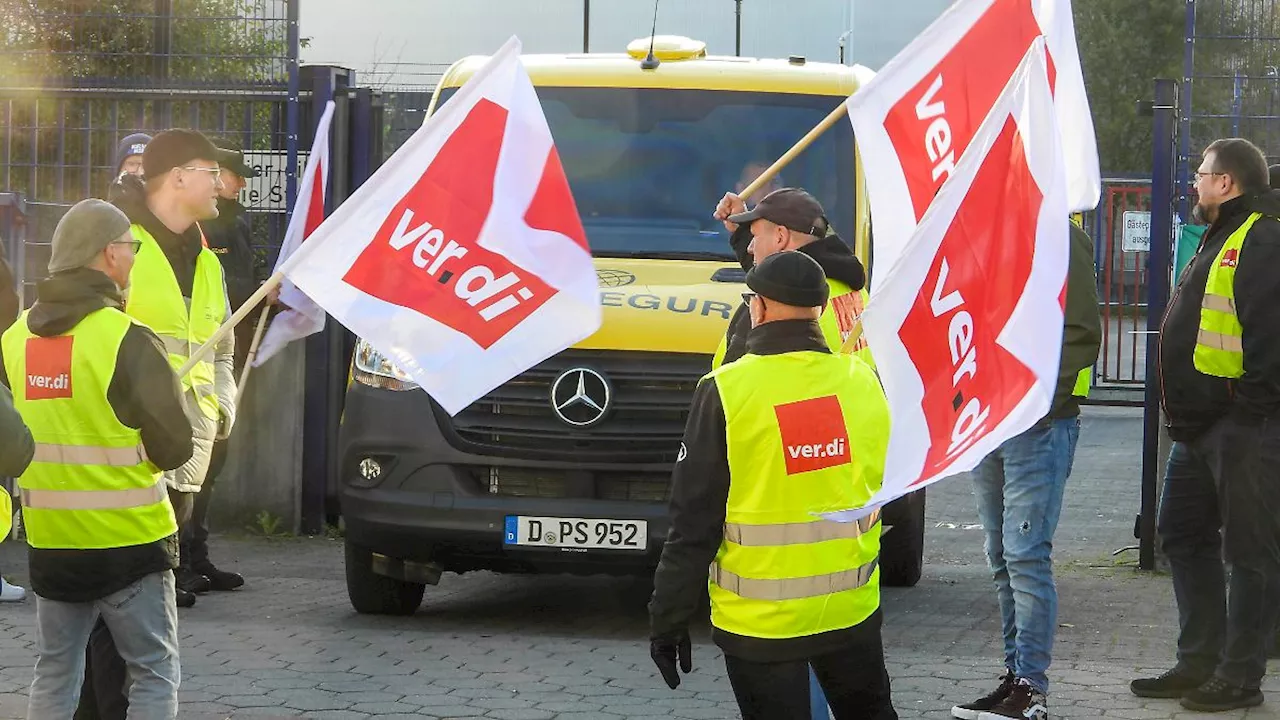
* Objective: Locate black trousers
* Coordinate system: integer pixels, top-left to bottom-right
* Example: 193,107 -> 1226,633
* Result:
723,632 -> 898,720
1159,415 -> 1280,689
180,438 -> 226,569
74,490 -> 193,720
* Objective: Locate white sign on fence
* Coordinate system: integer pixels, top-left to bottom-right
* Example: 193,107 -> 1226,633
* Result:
1122,210 -> 1151,253
241,151 -> 310,213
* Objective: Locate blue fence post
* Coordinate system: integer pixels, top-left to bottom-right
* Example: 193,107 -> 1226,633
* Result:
809,665 -> 831,720
1139,78 -> 1178,572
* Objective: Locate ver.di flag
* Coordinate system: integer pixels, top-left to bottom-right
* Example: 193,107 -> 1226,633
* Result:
253,100 -> 335,367
825,41 -> 1069,522
846,0 -> 1098,282
280,36 -> 601,414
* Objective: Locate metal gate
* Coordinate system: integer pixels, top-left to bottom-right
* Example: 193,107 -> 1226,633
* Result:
1090,180 -> 1152,393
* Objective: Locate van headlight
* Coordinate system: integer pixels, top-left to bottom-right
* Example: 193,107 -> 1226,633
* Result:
352,339 -> 419,391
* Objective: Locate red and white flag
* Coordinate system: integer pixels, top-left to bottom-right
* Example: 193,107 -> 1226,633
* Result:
846,0 -> 1098,281
280,37 -> 600,414
825,41 -> 1069,521
253,100 -> 334,367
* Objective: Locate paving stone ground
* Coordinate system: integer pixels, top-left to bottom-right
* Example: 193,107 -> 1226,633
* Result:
0,407 -> 1276,718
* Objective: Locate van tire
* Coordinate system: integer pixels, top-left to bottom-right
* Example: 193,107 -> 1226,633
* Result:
880,491 -> 926,588
345,540 -> 426,615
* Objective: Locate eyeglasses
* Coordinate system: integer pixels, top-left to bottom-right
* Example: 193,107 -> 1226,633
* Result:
741,292 -> 757,305
1195,171 -> 1227,180
180,165 -> 222,177
111,239 -> 143,253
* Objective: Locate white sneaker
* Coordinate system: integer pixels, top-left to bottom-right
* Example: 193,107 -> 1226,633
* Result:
0,579 -> 27,602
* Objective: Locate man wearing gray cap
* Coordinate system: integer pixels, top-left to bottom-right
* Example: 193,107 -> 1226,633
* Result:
0,199 -> 193,718
649,251 -> 897,719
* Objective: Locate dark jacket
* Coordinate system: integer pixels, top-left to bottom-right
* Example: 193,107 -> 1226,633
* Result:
1050,222 -> 1103,419
649,318 -> 884,663
0,254 -> 18,330
1159,192 -> 1280,441
0,254 -> 30,477
0,384 -> 33,478
718,226 -> 867,366
202,197 -> 257,315
0,268 -> 194,602
201,197 -> 260,374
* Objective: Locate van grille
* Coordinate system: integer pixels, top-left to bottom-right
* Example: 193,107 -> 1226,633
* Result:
467,467 -> 672,503
440,350 -> 709,464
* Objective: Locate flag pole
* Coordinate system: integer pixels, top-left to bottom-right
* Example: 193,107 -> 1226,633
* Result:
179,271 -> 285,379
235,305 -> 273,403
739,101 -> 850,200
838,319 -> 864,355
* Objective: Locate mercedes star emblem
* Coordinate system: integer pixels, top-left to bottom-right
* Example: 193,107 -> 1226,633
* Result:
550,368 -> 612,427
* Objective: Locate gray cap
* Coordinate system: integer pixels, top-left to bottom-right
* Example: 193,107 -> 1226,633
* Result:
48,199 -> 132,274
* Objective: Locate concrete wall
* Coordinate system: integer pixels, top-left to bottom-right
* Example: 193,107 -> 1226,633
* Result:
208,340 -> 307,534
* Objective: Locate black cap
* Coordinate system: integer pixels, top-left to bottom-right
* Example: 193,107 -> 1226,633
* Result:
727,187 -> 829,236
142,129 -> 220,180
745,250 -> 830,308
213,138 -> 260,179
1270,164 -> 1280,190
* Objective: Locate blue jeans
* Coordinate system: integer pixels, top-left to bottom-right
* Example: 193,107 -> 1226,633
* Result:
969,416 -> 1080,694
28,570 -> 179,720
1159,417 -> 1280,689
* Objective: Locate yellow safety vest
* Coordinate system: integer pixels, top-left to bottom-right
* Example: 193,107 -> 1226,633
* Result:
706,349 -> 888,639
1073,368 -> 1090,398
1193,213 -> 1263,378
1,308 -> 177,550
713,279 -> 876,370
124,224 -> 227,421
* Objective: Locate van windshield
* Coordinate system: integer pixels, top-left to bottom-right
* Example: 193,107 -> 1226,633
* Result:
434,86 -> 857,261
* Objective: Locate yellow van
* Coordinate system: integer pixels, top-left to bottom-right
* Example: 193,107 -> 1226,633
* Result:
337,36 -> 927,614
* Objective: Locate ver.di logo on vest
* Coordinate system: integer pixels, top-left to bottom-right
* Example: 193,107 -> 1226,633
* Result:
24,336 -> 74,401
774,395 -> 851,475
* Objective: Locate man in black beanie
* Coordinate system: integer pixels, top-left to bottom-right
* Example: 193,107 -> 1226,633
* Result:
649,251 -> 897,719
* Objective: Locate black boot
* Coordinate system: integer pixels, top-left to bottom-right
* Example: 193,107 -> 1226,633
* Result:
175,587 -> 196,608
175,567 -> 211,594
193,561 -> 244,591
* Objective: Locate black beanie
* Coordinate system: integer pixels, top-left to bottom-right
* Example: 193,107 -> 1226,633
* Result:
746,250 -> 830,308
113,133 -> 151,175
142,129 -> 220,180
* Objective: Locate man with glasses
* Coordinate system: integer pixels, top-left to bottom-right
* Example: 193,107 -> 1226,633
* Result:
109,128 -> 238,606
1131,138 -> 1280,712
0,199 -> 193,717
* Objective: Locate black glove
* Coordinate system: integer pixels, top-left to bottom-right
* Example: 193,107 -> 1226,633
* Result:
650,629 -> 693,689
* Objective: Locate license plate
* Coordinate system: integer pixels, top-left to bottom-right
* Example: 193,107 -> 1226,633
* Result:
504,516 -> 647,551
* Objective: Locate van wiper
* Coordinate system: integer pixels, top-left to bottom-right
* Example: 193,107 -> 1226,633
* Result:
596,250 -> 734,261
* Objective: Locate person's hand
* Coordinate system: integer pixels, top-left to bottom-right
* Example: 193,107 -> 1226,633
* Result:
714,192 -> 748,233
266,284 -> 281,306
650,629 -> 692,689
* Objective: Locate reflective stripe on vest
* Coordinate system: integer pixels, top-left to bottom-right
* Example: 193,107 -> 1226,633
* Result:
1193,212 -> 1264,378
724,508 -> 881,547
0,308 -> 178,550
707,350 -> 888,640
711,559 -> 879,602
24,478 -> 167,511
32,443 -> 147,467
124,224 -> 226,420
